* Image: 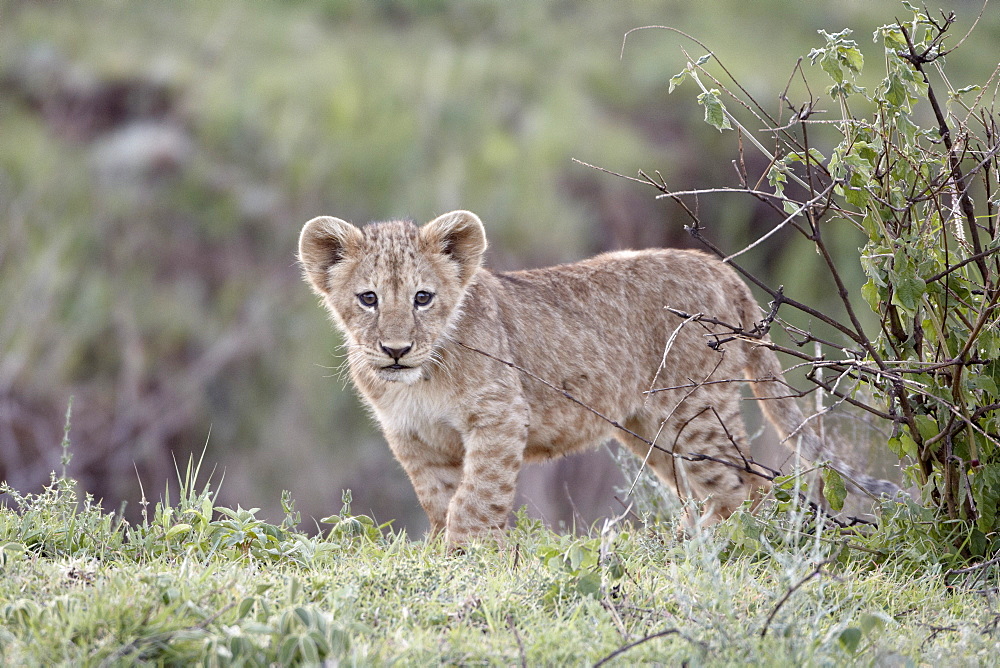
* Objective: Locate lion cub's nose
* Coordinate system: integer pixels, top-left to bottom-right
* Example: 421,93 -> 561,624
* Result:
380,343 -> 413,361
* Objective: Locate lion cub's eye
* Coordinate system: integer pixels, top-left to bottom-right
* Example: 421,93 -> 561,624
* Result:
414,291 -> 434,308
358,291 -> 378,308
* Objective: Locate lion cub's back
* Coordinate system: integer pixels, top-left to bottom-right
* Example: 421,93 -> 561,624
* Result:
494,248 -> 753,337
487,248 -> 757,409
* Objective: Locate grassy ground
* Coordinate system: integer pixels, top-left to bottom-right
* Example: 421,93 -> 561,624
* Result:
1,459 -> 997,666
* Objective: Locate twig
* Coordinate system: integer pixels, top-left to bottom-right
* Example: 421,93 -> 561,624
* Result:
682,226 -> 880,349
943,551 -> 1000,577
454,341 -> 885,535
593,628 -> 701,667
899,19 -> 991,286
926,243 -> 1000,284
645,311 -> 702,404
760,555 -> 839,637
454,341 -> 776,483
601,598 -> 631,639
632,354 -> 729,495
646,376 -> 785,395
507,613 -> 527,668
722,185 -> 833,263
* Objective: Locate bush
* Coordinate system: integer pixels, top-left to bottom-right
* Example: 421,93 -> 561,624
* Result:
625,5 -> 1000,557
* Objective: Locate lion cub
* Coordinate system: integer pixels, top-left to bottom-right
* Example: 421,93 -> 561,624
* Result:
299,210 -> 897,544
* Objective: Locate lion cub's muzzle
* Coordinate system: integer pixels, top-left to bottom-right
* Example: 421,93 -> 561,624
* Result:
374,341 -> 424,382
380,341 -> 413,368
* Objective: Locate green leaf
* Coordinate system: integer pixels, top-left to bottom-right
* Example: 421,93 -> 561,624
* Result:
820,54 -> 844,83
668,68 -> 688,94
822,467 -> 847,512
970,528 -> 988,556
237,597 -> 256,620
892,275 -> 926,313
887,433 -> 919,459
862,211 -> 883,240
889,250 -> 926,313
884,73 -> 909,107
299,636 -> 320,663
278,636 -> 298,664
953,84 -> 982,97
0,543 -> 25,567
694,53 -> 712,66
568,544 -> 585,571
843,45 -> 864,75
973,465 -> 1000,532
165,523 -> 192,539
971,374 -> 998,396
697,89 -> 732,131
576,571 -> 601,597
828,81 -> 866,100
767,163 -> 788,198
842,150 -> 873,181
913,415 -> 939,442
861,279 -> 882,311
895,111 -> 920,144
606,555 -> 625,580
875,25 -> 908,50
839,627 -> 863,653
843,185 -> 869,207
859,612 -> 890,634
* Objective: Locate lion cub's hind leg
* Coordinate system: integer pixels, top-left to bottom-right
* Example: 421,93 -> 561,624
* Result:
619,391 -> 769,528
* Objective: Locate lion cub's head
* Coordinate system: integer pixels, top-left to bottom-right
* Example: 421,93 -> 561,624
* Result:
299,210 -> 487,384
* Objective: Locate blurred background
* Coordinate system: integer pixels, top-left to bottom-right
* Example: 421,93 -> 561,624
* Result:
2,0 -> 997,534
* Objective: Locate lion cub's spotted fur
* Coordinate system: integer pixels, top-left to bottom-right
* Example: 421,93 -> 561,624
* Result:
299,210 -> 897,544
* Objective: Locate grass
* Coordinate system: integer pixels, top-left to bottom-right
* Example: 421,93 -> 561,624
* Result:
2,455 -> 998,666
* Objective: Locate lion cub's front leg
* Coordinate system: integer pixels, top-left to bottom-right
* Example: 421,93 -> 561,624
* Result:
387,398 -> 528,545
444,397 -> 529,545
386,396 -> 528,545
384,432 -> 463,536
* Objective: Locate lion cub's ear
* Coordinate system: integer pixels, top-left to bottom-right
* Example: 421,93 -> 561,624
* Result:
420,210 -> 488,285
298,216 -> 364,295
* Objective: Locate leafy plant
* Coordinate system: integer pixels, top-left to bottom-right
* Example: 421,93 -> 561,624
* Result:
634,4 -> 1000,557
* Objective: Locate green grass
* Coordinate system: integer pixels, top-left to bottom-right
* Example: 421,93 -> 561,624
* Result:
2,462 -> 997,666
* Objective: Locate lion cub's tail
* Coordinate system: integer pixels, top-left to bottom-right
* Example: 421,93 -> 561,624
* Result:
744,342 -> 903,500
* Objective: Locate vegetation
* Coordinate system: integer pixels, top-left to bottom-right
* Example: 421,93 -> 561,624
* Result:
0,0 -> 765,529
3,2 -> 1000,664
3,0 -> 998,532
2,450 -> 999,665
628,4 -> 1000,556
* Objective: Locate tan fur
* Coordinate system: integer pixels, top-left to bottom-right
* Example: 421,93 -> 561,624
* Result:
299,210 -> 899,544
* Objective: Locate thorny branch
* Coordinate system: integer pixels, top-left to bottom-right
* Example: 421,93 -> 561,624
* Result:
899,15 -> 992,287
760,550 -> 843,637
454,341 -> 776,483
455,341 -> 880,534
592,627 -> 704,667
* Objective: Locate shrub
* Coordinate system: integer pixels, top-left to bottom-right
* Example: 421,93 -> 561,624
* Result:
623,5 -> 1000,557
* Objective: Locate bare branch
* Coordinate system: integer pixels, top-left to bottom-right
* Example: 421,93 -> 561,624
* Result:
760,552 -> 841,637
